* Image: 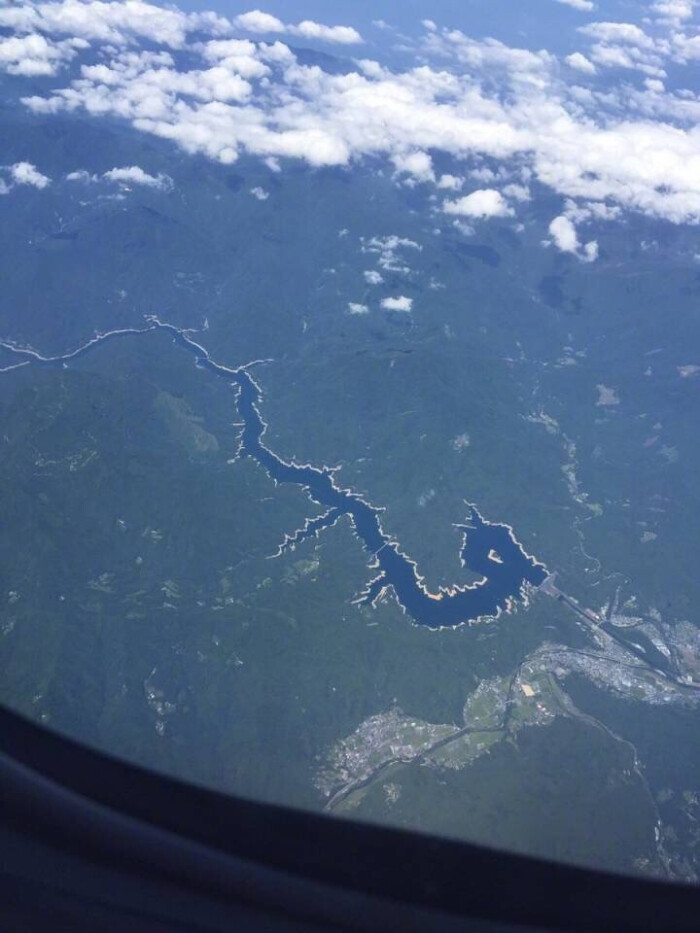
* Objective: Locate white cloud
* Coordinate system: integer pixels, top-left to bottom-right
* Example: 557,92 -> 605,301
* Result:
67,166 -> 171,189
502,183 -> 531,202
7,0 -> 700,232
469,167 -> 497,183
576,20 -> 670,76
645,78 -> 665,93
233,9 -> 362,44
347,302 -> 369,314
0,161 -> 51,195
555,0 -> 595,10
381,295 -> 413,312
670,31 -> 700,62
363,270 -> 384,285
565,199 -> 620,223
587,42 -> 666,76
392,150 -> 435,183
549,215 -> 579,252
103,165 -> 172,188
652,0 -> 695,25
26,44 -> 700,223
443,189 -> 513,219
548,215 -> 597,261
79,50 -> 256,105
66,169 -> 98,182
250,185 -> 269,200
292,20 -> 362,44
233,10 -> 284,34
10,161 -> 51,188
565,51 -> 597,73
0,0 -> 362,52
582,239 -> 599,261
202,39 -> 271,79
422,19 -> 437,32
578,22 -> 655,47
0,32 -> 85,76
0,0 -> 229,49
258,40 -> 295,64
361,235 -> 421,273
437,174 -> 463,191
422,29 -> 555,83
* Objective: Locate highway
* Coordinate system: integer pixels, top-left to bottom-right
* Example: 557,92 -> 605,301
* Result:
538,574 -> 700,695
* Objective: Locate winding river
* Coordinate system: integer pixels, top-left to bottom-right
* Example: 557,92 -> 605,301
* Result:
0,319 -> 547,629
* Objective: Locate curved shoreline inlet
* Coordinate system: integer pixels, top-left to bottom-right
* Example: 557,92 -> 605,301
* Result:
0,320 -> 547,630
